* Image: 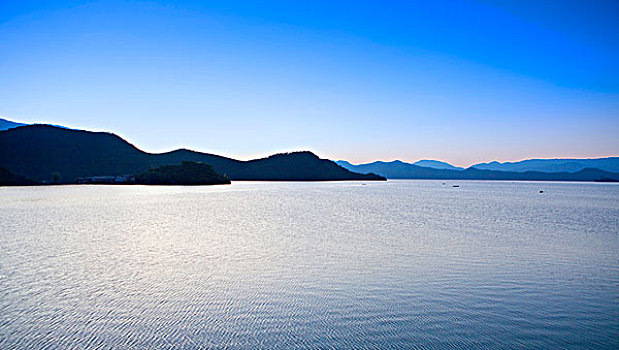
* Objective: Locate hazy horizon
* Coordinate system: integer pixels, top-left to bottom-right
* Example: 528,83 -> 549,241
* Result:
2,114 -> 619,168
1,0 -> 617,167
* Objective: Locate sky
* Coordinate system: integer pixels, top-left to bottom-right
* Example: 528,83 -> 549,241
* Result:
0,0 -> 617,166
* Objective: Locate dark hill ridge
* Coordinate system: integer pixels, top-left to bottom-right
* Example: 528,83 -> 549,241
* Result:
0,167 -> 39,186
0,118 -> 26,131
0,125 -> 385,183
239,151 -> 378,181
136,161 -> 230,185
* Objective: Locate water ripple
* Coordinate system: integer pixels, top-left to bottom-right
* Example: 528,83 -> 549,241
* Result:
0,181 -> 617,348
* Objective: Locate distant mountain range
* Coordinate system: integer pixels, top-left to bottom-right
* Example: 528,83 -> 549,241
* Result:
336,160 -> 619,182
0,124 -> 384,183
413,159 -> 463,170
471,158 -> 619,173
340,157 -> 619,174
1,117 -> 617,184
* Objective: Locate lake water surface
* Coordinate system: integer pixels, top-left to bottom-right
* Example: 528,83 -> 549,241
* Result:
1,180 -> 618,348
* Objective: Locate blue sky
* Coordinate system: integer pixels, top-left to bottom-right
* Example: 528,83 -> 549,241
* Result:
0,0 -> 617,166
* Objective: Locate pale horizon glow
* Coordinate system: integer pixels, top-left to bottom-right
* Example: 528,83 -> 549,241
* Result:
1,1 -> 618,166
5,114 -> 618,168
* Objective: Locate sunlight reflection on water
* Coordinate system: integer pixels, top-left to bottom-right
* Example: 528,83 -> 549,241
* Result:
1,181 -> 618,348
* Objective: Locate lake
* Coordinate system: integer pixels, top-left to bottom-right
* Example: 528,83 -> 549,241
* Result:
1,180 -> 617,348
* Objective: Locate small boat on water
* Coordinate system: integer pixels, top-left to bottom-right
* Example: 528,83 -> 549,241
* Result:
452,185 -> 460,188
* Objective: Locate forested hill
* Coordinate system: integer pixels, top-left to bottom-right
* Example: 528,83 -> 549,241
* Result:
0,167 -> 39,186
0,125 -> 385,183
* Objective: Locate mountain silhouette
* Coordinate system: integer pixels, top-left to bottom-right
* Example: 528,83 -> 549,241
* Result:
471,158 -> 619,173
337,159 -> 463,172
0,118 -> 26,131
135,161 -> 230,185
0,125 -> 385,183
0,167 -> 39,186
413,160 -> 463,170
337,159 -> 619,182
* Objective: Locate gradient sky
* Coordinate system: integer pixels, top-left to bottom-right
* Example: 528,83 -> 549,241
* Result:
1,0 -> 618,166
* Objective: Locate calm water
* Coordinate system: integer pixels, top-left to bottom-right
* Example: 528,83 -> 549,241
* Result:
1,180 -> 617,349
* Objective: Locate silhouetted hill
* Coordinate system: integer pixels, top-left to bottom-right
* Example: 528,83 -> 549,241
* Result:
0,125 -> 385,183
0,167 -> 39,186
337,160 -> 445,178
337,159 -> 463,172
338,159 -> 619,182
0,118 -> 26,131
136,161 -> 230,185
413,160 -> 463,170
239,151 -> 383,181
0,125 -> 151,182
472,157 -> 619,173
